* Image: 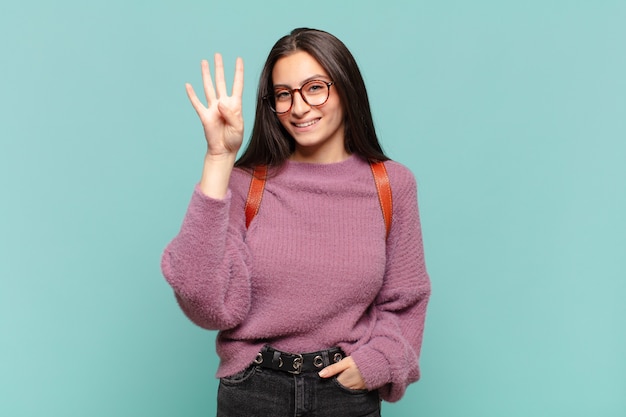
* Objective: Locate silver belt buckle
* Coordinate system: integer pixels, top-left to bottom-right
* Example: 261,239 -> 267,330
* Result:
288,354 -> 303,374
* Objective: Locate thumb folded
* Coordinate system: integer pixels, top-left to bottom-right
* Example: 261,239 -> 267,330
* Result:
218,101 -> 242,128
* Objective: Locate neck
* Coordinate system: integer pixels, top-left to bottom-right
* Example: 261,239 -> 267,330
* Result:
290,145 -> 351,164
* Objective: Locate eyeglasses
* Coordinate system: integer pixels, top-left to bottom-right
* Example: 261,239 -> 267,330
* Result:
264,80 -> 334,114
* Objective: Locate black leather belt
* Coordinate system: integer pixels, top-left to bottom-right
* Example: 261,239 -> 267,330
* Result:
254,346 -> 345,375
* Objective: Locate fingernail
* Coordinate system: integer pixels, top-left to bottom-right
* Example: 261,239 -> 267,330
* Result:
318,369 -> 327,377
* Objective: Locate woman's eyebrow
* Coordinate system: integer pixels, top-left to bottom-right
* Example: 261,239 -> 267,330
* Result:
273,74 -> 330,88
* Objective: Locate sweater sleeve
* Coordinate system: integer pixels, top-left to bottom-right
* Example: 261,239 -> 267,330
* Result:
349,164 -> 431,402
160,172 -> 252,330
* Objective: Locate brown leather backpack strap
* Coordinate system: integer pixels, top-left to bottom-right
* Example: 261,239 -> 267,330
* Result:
244,165 -> 267,229
244,161 -> 393,239
370,161 -> 393,239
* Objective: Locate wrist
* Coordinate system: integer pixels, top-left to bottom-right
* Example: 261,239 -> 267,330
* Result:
199,152 -> 237,199
204,151 -> 237,164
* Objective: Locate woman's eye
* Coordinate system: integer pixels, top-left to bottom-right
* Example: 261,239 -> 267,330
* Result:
275,91 -> 291,101
305,82 -> 326,94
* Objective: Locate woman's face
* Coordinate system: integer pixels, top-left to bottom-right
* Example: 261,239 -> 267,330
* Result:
271,51 -> 347,162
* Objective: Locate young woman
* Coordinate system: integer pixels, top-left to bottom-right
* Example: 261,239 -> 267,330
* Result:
161,28 -> 431,416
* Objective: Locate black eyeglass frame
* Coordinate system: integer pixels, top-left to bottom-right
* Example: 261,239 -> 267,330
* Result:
263,80 -> 335,114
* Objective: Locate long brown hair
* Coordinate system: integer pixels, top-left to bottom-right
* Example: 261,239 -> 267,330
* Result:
236,28 -> 388,169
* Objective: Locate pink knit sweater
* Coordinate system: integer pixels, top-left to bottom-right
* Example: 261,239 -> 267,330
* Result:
161,155 -> 430,402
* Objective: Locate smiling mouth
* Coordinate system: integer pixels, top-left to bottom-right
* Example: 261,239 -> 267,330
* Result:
293,119 -> 320,128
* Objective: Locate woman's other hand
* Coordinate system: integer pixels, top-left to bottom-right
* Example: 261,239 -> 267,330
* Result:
318,356 -> 367,390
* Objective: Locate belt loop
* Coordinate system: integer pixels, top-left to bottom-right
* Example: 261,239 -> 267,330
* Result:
321,350 -> 330,367
272,350 -> 283,368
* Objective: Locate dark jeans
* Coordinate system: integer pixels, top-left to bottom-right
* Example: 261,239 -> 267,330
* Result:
217,365 -> 381,417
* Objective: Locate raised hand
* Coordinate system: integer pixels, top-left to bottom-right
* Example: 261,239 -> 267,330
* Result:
186,54 -> 244,158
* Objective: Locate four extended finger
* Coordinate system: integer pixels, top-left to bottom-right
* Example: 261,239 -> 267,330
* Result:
185,83 -> 206,116
213,53 -> 227,99
231,57 -> 244,98
189,54 -> 242,112
201,59 -> 217,105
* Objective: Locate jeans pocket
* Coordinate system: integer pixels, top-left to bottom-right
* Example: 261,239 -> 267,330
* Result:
219,365 -> 259,386
331,377 -> 370,395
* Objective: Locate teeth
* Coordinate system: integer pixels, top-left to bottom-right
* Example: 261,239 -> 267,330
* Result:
295,119 -> 318,128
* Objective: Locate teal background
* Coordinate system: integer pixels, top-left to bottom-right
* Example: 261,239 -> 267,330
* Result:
1,0 -> 625,416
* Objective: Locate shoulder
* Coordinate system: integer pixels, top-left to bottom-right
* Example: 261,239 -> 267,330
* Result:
382,160 -> 418,194
229,167 -> 254,202
231,166 -> 253,184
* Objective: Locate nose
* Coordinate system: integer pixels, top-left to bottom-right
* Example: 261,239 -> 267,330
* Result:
290,90 -> 311,117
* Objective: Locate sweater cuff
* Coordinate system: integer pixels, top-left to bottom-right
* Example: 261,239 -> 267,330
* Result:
350,346 -> 391,391
193,184 -> 232,203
